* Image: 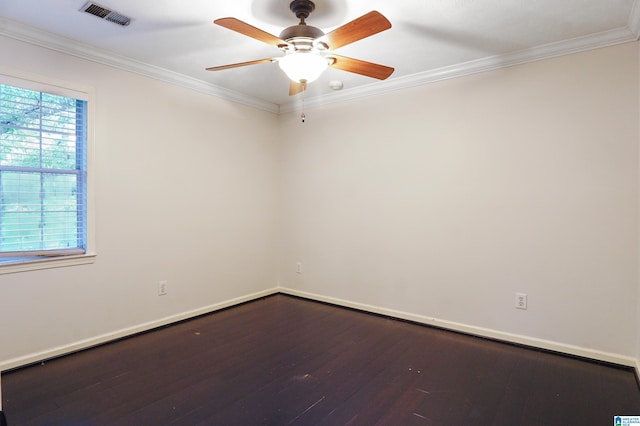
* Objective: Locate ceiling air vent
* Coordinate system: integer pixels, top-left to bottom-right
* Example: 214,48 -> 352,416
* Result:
80,2 -> 131,26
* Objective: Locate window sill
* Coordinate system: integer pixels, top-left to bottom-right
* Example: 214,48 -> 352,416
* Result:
0,253 -> 96,275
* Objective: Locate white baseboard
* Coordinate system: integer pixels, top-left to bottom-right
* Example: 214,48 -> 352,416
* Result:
1,285 -> 636,383
0,287 -> 280,372
279,287 -> 638,369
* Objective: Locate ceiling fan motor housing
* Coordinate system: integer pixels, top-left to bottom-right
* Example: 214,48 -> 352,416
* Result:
279,24 -> 324,42
280,0 -> 325,50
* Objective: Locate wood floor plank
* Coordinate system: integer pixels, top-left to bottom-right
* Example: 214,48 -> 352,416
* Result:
2,294 -> 639,425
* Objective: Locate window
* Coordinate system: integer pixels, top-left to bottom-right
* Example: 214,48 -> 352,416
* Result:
0,76 -> 92,269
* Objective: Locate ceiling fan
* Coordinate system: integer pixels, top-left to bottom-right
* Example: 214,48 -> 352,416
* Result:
206,0 -> 395,96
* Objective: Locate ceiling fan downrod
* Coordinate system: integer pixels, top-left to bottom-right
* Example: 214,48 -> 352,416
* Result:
289,0 -> 315,24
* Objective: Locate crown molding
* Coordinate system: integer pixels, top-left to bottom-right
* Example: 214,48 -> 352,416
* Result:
280,25 -> 639,114
1,15 -> 637,116
0,17 -> 280,114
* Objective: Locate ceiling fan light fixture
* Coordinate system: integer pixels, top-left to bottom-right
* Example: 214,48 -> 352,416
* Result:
278,51 -> 328,83
209,5 -> 394,96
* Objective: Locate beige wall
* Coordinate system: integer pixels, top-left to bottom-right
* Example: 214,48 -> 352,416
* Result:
0,35 -> 280,366
0,34 -> 639,370
279,42 -> 639,361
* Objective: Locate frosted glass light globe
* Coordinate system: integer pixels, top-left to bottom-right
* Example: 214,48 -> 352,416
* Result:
279,52 -> 328,83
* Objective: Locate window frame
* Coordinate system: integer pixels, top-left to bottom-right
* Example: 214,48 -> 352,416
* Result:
0,68 -> 95,274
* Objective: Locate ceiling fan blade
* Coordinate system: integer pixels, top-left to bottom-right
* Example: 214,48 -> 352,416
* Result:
206,58 -> 274,71
289,81 -> 306,96
328,54 -> 394,80
322,11 -> 391,51
214,17 -> 287,47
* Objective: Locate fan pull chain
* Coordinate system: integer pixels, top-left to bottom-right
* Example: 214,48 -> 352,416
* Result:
300,80 -> 307,123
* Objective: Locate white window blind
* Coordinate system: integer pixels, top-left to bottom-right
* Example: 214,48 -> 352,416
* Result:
0,82 -> 87,258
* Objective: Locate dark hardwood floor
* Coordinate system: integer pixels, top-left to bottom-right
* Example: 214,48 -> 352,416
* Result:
2,294 -> 639,425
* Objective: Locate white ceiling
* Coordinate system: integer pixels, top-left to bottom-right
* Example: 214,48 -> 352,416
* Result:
0,0 -> 638,113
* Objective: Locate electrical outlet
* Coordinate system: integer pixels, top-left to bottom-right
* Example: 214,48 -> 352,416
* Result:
296,262 -> 302,274
158,280 -> 168,296
515,293 -> 527,310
